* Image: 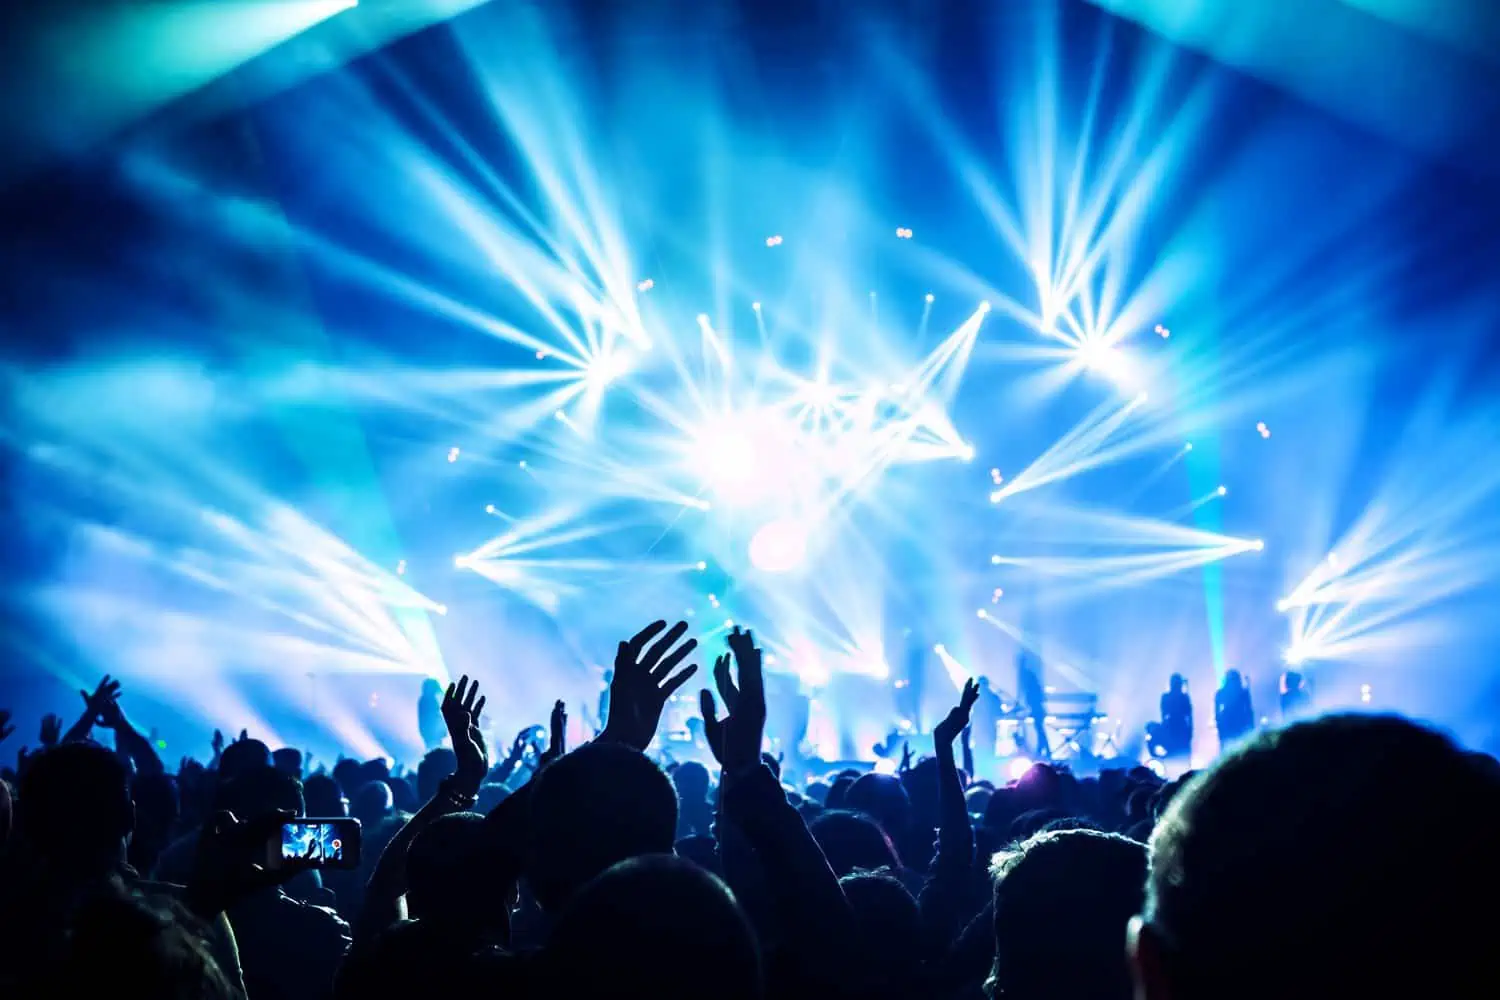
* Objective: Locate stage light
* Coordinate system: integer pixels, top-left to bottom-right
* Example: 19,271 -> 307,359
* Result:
765,235 -> 783,247
990,554 -> 1001,564
1256,421 -> 1271,438
1284,645 -> 1307,666
748,517 -> 808,573
453,555 -> 470,569
1008,757 -> 1034,781
1253,539 -> 1265,551
959,443 -> 975,461
485,504 -> 496,514
976,608 -> 988,619
695,560 -> 707,571
1184,442 -> 1194,452
992,587 -> 1004,602
724,618 -> 735,628
1155,324 -> 1170,338
517,460 -> 527,469
1217,485 -> 1228,496
1135,391 -> 1149,405
696,313 -> 710,326
933,643 -> 946,654
1276,598 -> 1291,612
1360,683 -> 1372,704
447,447 -> 460,463
535,350 -> 547,360
979,300 -> 992,313
752,301 -> 761,311
925,293 -> 935,303
636,278 -> 654,292
896,227 -> 913,239
874,758 -> 898,775
434,604 -> 448,616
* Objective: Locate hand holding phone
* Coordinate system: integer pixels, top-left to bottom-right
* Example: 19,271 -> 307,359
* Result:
269,818 -> 361,870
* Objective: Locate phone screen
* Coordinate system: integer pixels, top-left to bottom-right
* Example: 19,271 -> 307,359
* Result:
275,818 -> 361,869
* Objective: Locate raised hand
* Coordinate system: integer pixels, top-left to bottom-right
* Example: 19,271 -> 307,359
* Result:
441,675 -> 488,790
0,709 -> 13,744
700,626 -> 766,775
39,713 -> 62,748
900,741 -> 913,773
538,699 -> 567,768
600,620 -> 700,750
186,809 -> 310,920
934,678 -> 981,750
212,729 -> 225,755
79,675 -> 121,724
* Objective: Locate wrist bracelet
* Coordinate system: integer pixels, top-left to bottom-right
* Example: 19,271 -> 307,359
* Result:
438,778 -> 478,808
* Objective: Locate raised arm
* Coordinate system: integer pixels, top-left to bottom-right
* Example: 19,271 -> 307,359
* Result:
920,678 -> 980,951
354,675 -> 488,944
93,680 -> 164,776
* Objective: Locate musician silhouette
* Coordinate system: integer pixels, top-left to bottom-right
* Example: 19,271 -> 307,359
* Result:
1017,649 -> 1051,761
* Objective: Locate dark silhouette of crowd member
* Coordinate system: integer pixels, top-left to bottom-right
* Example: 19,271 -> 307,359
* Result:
809,809 -> 903,876
988,829 -> 1146,1000
418,677 -> 446,752
273,747 -> 303,778
844,770 -> 914,858
969,676 -> 1002,774
1148,673 -> 1193,758
671,759 -> 715,839
1130,714 -> 1500,1000
1213,669 -> 1255,748
214,766 -> 350,1000
1280,668 -> 1311,720
840,870 -> 924,997
538,855 -> 763,1000
1016,651 -> 1052,761
0,739 -> 248,995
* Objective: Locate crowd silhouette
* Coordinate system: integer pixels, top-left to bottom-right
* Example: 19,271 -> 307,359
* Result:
2,620 -> 1497,999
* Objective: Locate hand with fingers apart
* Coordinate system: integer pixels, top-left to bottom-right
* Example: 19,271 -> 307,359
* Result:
78,675 -> 121,725
40,713 -> 62,748
538,700 -> 567,768
935,677 -> 982,751
600,620 -> 700,751
441,676 -> 489,793
700,625 -> 767,776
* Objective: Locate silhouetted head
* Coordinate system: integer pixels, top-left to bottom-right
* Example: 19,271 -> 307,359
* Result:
542,855 -> 761,1000
17,742 -> 133,876
331,758 -> 361,797
421,677 -> 442,699
417,748 -> 458,802
525,742 -> 677,912
271,747 -> 302,778
1281,669 -> 1304,693
844,771 -> 912,843
978,676 -> 992,690
302,774 -> 347,817
349,780 -> 393,828
809,809 -> 901,876
840,871 -> 922,985
1132,714 -> 1500,1000
989,830 -> 1146,1000
672,760 -> 711,803
218,738 -> 271,783
1168,674 -> 1186,694
1221,670 -> 1243,691
966,784 -> 994,816
407,812 -> 508,932
58,885 -> 238,999
217,766 -> 304,821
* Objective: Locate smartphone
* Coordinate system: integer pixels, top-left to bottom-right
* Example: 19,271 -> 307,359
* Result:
270,818 -> 361,870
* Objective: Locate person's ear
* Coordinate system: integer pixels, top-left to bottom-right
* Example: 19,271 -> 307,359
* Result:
1127,915 -> 1173,1000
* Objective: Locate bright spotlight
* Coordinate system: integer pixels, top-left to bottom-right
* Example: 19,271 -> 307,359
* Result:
933,643 -> 946,654
1284,646 -> 1308,666
979,300 -> 992,313
958,443 -> 975,461
453,555 -> 470,569
696,313 -> 710,326
447,447 -> 460,463
990,554 -> 1001,564
636,278 -> 655,292
976,608 -> 988,619
395,560 -> 406,576
873,758 -> 898,775
748,518 -> 808,574
924,293 -> 935,303
695,560 -> 707,571
751,301 -> 762,311
433,604 -> 448,616
1007,757 -> 1034,781
1184,442 -> 1194,452
1276,598 -> 1291,612
1253,539 -> 1265,551
1134,391 -> 1149,405
1217,485 -> 1228,496
484,504 -> 496,514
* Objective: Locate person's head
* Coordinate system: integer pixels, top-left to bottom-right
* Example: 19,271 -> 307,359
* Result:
218,738 -> 271,782
525,741 -> 678,912
1131,714 -> 1500,1000
217,765 -> 304,820
1221,669 -> 1243,691
988,830 -> 1147,1000
1282,669 -> 1304,693
415,748 -> 456,803
1168,673 -> 1186,694
407,812 -> 509,931
271,747 -> 302,778
421,677 -> 442,700
58,884 -> 239,1000
541,855 -> 761,1000
350,780 -> 393,828
17,742 -> 133,875
840,871 -> 922,984
978,676 -> 992,690
672,760 -> 711,803
966,784 -> 994,816
302,773 -> 348,817
844,771 -> 912,843
809,809 -> 902,877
